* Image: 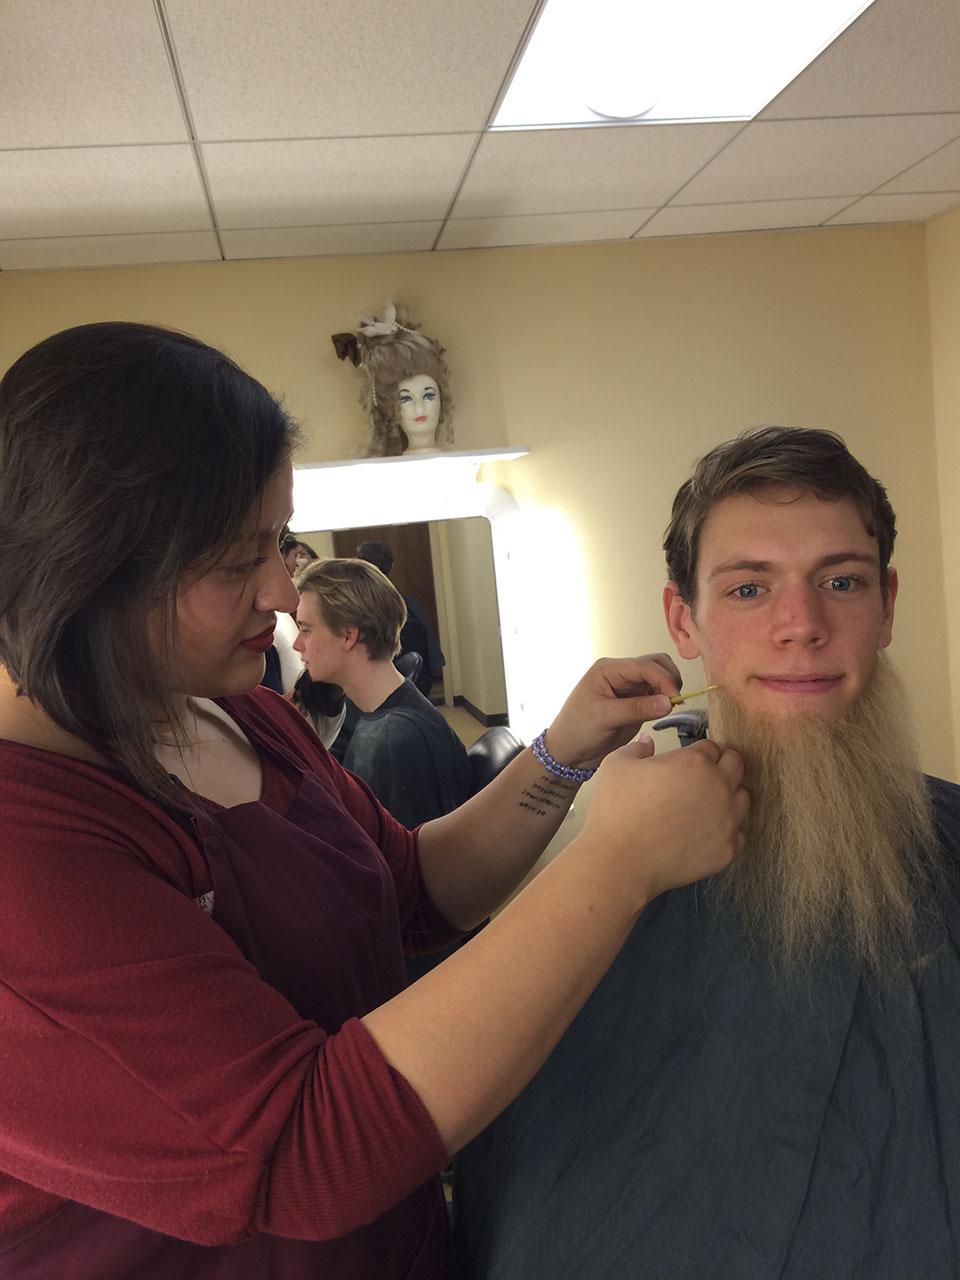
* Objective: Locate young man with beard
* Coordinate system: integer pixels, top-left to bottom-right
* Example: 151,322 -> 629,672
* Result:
454,427 -> 960,1280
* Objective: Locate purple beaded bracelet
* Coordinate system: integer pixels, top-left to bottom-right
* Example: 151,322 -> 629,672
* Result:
531,729 -> 597,783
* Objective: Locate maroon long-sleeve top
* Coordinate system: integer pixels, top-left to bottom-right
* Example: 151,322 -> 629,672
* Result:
0,689 -> 460,1276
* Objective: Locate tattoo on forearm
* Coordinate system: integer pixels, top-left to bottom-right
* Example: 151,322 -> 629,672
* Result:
517,777 -> 576,817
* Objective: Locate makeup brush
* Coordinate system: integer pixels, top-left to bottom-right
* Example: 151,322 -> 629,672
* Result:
669,683 -> 718,707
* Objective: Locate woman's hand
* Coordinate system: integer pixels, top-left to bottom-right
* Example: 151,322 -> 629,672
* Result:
543,655 -> 682,770
365,730 -> 747,1155
574,735 -> 748,909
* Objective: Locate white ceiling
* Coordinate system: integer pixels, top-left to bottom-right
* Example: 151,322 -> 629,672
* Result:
1,0 -> 959,272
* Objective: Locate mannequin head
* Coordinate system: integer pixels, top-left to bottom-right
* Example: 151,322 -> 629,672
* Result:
398,373 -> 442,453
333,307 -> 453,457
364,335 -> 451,457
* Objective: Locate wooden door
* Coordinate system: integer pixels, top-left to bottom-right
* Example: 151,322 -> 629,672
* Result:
332,522 -> 440,639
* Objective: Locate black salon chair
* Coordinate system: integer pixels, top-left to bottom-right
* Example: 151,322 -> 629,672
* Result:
466,725 -> 525,794
405,725 -> 525,989
394,650 -> 425,688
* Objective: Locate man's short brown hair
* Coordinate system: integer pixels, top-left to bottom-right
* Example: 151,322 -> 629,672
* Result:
663,427 -> 897,604
296,557 -> 407,661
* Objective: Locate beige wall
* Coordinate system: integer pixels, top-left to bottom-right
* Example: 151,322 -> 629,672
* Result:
298,531 -> 336,558
0,222 -> 955,779
927,205 -> 960,779
442,517 -> 508,718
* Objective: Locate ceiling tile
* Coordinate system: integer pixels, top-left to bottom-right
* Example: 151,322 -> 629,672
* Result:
438,209 -> 653,249
221,222 -> 441,260
678,116 -> 960,205
0,231 -> 220,272
451,123 -> 740,219
203,135 -> 475,229
879,136 -> 960,193
826,192 -> 960,224
0,147 -> 212,239
760,0 -> 960,119
163,0 -> 533,139
0,0 -> 187,147
636,198 -> 854,238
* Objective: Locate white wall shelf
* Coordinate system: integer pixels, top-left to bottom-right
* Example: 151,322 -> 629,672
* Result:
292,447 -> 528,532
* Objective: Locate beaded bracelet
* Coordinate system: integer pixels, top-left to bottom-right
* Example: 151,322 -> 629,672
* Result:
531,729 -> 597,783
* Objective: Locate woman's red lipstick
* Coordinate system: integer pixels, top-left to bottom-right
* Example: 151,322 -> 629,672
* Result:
241,627 -> 275,652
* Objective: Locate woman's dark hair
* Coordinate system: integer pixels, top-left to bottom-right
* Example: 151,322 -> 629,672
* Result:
282,536 -> 318,562
663,426 -> 897,606
0,321 -> 299,807
292,671 -> 345,720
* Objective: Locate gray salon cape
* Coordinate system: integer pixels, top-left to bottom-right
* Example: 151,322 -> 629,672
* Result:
455,776 -> 960,1280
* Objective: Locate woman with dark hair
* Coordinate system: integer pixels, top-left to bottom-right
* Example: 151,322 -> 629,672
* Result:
281,535 -> 319,576
0,321 -> 747,1278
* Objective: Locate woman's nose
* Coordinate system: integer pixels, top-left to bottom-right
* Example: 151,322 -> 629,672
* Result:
258,554 -> 300,614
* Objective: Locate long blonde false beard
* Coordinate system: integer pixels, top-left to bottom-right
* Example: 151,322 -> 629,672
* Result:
708,655 -> 940,976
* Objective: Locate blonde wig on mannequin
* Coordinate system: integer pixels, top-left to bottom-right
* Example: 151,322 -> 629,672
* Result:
332,305 -> 454,457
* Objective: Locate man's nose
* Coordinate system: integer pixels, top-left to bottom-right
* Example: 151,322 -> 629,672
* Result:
771,583 -> 829,646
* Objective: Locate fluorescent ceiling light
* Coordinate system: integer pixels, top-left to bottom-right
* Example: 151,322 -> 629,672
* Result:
493,0 -> 876,129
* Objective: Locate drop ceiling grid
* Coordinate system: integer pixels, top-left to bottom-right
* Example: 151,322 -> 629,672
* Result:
446,124 -> 743,221
756,0 -> 960,119
437,208 -> 658,250
0,0 -> 188,149
219,221 -> 443,261
160,0 -> 537,140
671,115 -> 960,206
636,197 -> 856,240
0,230 -> 221,272
879,135 -> 960,193
1,0 -> 960,269
0,145 -> 213,240
201,134 -> 479,229
829,191 -> 960,224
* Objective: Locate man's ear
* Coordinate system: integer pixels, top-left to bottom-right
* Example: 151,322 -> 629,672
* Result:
878,566 -> 898,650
663,582 -> 702,660
340,626 -> 361,653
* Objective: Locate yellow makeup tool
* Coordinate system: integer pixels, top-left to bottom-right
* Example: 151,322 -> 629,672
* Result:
669,683 -> 718,707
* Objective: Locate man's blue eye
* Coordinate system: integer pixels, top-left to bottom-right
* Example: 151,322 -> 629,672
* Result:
735,584 -> 759,599
829,576 -> 852,591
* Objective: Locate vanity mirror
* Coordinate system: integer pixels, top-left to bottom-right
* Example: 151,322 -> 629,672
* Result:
291,449 -> 533,738
297,516 -> 508,738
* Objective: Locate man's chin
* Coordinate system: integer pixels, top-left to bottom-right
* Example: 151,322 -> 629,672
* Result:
724,683 -> 856,725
